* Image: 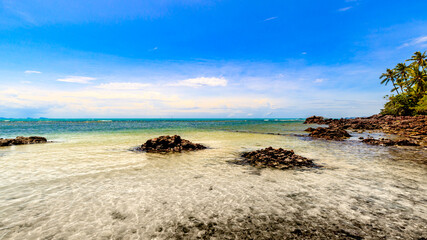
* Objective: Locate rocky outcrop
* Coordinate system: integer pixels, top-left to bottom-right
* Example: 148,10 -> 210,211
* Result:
361,138 -> 419,147
304,115 -> 427,146
238,147 -> 315,170
304,116 -> 330,124
0,136 -> 47,146
305,127 -> 351,141
304,115 -> 382,130
137,135 -> 207,153
304,127 -> 315,132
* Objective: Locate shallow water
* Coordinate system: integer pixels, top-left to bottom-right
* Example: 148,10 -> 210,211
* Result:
0,119 -> 426,239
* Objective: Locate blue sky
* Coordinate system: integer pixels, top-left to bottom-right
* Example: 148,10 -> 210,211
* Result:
0,0 -> 426,118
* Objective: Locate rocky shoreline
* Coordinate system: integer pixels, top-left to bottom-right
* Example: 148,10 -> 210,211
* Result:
0,136 -> 47,146
233,147 -> 316,170
135,135 -> 207,153
304,115 -> 426,146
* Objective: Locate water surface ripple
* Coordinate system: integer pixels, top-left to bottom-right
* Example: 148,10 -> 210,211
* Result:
0,119 -> 426,239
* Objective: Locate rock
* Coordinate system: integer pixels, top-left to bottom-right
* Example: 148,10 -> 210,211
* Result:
0,136 -> 47,147
137,135 -> 207,153
304,115 -> 427,146
304,116 -> 327,124
362,138 -> 395,146
238,147 -> 315,170
307,127 -> 351,141
362,138 -> 419,147
304,127 -> 315,132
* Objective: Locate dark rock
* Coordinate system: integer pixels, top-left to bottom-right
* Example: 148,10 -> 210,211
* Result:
137,135 -> 206,153
362,138 -> 395,146
395,139 -> 420,146
362,138 -> 419,147
304,116 -> 327,124
308,127 -> 351,141
0,136 -> 47,147
304,115 -> 427,146
304,127 -> 315,132
238,147 -> 315,170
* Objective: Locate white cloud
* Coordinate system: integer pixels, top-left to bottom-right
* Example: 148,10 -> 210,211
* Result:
338,7 -> 352,12
399,35 -> 427,48
57,76 -> 96,84
263,17 -> 278,21
170,77 -> 227,88
301,52 -> 307,55
314,78 -> 325,83
25,70 -> 41,74
414,36 -> 427,44
96,82 -> 152,90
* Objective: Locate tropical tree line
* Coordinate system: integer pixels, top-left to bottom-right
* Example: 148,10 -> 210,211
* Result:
380,51 -> 427,116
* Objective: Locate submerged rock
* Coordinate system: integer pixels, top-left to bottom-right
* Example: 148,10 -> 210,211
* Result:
0,136 -> 47,147
362,138 -> 419,147
238,147 -> 315,170
306,127 -> 351,141
137,135 -> 207,153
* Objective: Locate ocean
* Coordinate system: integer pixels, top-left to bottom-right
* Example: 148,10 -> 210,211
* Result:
0,119 -> 426,239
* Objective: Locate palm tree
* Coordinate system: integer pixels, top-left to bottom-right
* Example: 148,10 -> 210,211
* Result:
394,63 -> 409,93
407,64 -> 427,95
406,51 -> 427,70
380,68 -> 400,94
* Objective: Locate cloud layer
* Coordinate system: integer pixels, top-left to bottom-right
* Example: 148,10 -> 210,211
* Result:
0,61 -> 388,118
24,70 -> 41,74
96,82 -> 152,90
170,77 -> 228,88
57,76 -> 97,84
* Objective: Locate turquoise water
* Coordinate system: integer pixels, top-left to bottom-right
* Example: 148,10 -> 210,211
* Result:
0,119 -> 426,239
0,118 -> 305,138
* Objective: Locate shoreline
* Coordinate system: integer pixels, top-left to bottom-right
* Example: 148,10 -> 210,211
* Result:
304,114 -> 427,147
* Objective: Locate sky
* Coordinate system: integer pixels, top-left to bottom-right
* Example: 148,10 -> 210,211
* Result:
0,0 -> 426,118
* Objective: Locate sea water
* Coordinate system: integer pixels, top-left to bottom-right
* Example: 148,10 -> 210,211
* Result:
0,119 -> 426,239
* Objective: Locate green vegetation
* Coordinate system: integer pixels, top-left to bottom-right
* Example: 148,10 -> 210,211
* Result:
380,51 -> 427,116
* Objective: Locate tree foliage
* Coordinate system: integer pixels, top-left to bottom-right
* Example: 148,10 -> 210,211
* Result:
380,51 -> 427,116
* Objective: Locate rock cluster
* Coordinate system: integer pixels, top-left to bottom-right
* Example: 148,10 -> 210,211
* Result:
304,115 -> 427,146
0,136 -> 47,146
303,116 -> 327,124
305,127 -> 351,141
361,138 -> 419,147
138,135 -> 207,153
239,147 -> 315,170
